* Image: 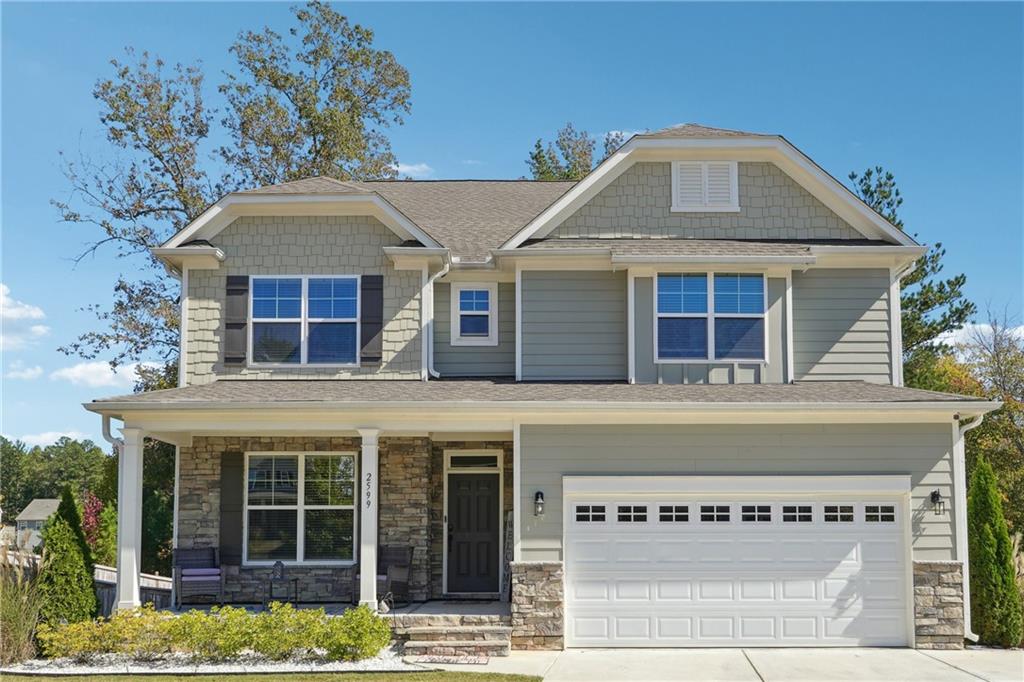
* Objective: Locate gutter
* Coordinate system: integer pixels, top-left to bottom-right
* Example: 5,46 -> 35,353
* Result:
101,414 -> 124,455
956,414 -> 987,642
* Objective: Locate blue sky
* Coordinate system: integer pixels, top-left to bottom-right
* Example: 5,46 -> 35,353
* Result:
2,2 -> 1022,448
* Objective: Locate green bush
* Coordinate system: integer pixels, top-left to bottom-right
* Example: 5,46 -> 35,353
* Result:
38,517 -> 98,624
37,618 -> 109,662
968,455 -> 1024,647
252,602 -> 327,660
0,548 -> 43,665
168,605 -> 253,661
320,604 -> 392,661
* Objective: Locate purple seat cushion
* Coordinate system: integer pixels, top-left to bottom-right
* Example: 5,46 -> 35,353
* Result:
181,568 -> 221,577
181,575 -> 220,583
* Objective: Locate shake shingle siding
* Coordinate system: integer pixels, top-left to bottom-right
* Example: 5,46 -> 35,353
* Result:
520,271 -> 627,380
792,268 -> 892,383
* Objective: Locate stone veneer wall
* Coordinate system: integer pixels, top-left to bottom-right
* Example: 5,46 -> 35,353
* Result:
176,435 -> 433,603
510,561 -> 564,650
429,441 -> 514,598
913,560 -> 965,649
554,161 -> 863,241
184,215 -> 422,385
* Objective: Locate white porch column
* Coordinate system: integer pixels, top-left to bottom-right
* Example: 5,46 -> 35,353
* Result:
115,428 -> 145,611
357,428 -> 380,609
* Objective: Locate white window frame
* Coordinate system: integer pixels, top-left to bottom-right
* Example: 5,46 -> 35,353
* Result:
242,451 -> 358,567
249,274 -> 361,368
654,272 -> 768,364
671,160 -> 739,213
450,281 -> 498,347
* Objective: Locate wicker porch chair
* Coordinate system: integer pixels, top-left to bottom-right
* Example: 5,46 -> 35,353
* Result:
351,545 -> 414,606
173,547 -> 225,609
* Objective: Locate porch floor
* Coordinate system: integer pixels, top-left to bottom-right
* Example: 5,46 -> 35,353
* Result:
172,599 -> 509,618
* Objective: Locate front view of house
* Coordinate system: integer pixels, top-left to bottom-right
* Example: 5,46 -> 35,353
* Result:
87,124 -> 998,652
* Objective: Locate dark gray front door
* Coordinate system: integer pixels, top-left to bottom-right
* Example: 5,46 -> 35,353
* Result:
447,473 -> 499,593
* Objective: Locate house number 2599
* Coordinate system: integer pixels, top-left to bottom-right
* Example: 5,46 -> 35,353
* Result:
364,472 -> 373,508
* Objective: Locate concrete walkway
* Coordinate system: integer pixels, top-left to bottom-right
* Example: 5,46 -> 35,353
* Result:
431,647 -> 1023,681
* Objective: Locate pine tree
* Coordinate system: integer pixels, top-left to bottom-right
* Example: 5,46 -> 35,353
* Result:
968,456 -> 1023,646
55,486 -> 93,572
38,519 -> 98,624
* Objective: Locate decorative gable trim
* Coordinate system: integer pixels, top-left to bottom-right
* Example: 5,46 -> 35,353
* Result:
501,136 -> 918,249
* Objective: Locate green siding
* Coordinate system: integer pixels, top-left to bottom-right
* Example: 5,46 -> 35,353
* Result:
520,423 -> 955,562
434,282 -> 515,377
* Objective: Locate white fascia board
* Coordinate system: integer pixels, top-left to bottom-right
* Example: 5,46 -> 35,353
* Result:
151,247 -> 225,271
502,136 -> 918,249
383,246 -> 450,271
610,254 -> 816,266
563,474 -> 912,496
162,193 -> 442,250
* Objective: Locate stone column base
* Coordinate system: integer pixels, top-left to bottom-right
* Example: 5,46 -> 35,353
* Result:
914,560 -> 965,649
510,561 -> 564,650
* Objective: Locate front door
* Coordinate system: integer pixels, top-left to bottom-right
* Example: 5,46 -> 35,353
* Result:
447,473 -> 500,593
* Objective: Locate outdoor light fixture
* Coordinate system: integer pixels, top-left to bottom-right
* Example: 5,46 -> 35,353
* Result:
930,489 -> 946,515
534,491 -> 545,516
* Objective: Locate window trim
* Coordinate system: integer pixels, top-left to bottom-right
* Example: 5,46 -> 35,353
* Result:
248,274 -> 361,368
670,160 -> 740,213
450,282 -> 499,347
654,272 -> 768,364
242,451 -> 358,567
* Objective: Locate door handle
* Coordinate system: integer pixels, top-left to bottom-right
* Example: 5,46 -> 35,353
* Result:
448,524 -> 453,552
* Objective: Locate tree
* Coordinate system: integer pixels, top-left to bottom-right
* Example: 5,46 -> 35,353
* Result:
968,456 -> 1023,646
92,504 -> 118,568
38,488 -> 98,624
0,437 -> 110,519
526,123 -> 626,180
848,166 -> 976,385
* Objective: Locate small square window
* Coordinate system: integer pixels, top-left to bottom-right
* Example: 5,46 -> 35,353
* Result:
617,505 -> 648,522
451,283 -> 498,346
700,505 -> 730,522
865,505 -> 896,523
575,505 -> 606,523
659,505 -> 689,522
824,505 -> 854,523
741,505 -> 771,522
782,505 -> 813,523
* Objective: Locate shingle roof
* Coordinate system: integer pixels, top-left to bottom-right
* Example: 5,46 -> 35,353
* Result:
519,238 -> 815,258
15,498 -> 59,522
636,123 -> 774,139
240,176 -> 367,195
89,379 -> 988,408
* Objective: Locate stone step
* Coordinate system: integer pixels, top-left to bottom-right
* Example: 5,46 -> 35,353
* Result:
389,613 -> 511,628
402,639 -> 511,657
404,625 -> 512,642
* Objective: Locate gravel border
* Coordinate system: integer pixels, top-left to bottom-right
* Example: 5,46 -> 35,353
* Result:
1,646 -> 435,676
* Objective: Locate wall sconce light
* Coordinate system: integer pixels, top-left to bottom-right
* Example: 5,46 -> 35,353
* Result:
534,491 -> 545,517
930,489 -> 946,515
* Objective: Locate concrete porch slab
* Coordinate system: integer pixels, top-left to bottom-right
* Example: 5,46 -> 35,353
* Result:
389,600 -> 510,616
921,647 -> 1024,682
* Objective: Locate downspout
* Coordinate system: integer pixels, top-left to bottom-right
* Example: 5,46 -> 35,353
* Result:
426,255 -> 452,379
102,414 -> 124,456
955,413 -> 986,642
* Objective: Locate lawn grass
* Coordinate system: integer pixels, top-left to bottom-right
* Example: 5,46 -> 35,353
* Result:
1,673 -> 541,682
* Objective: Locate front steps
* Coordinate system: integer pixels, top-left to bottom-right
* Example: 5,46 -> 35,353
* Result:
389,611 -> 513,658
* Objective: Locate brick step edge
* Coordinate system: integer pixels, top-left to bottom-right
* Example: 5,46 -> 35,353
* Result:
388,614 -> 511,628
402,640 -> 511,657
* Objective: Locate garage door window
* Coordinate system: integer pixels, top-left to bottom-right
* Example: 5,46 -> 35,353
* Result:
700,504 -> 730,522
575,505 -> 606,523
741,504 -> 772,522
824,504 -> 854,523
865,504 -> 896,523
782,505 -> 813,523
617,505 -> 648,522
659,505 -> 689,522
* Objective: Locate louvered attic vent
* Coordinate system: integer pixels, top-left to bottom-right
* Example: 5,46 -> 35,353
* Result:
671,160 -> 739,212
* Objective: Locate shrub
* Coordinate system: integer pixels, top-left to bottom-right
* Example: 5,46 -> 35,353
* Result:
168,605 -> 253,661
968,456 -> 1024,647
37,618 -> 109,662
320,604 -> 392,661
38,517 -> 98,624
252,602 -> 327,661
0,548 -> 43,665
105,605 -> 173,660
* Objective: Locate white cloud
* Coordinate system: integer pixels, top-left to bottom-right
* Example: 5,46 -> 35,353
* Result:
5,361 -> 43,380
605,128 -> 643,140
0,283 -> 50,351
392,162 -> 435,179
49,360 -> 159,388
937,323 -> 1024,349
17,431 -> 89,447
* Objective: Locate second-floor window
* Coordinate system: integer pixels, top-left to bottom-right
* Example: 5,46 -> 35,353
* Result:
450,282 -> 498,346
656,273 -> 766,362
251,276 -> 359,365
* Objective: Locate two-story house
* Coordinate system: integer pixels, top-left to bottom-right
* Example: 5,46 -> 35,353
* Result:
86,124 -> 998,652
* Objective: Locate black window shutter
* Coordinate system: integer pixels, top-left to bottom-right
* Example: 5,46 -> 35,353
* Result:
219,451 -> 244,565
224,276 -> 249,365
360,275 -> 384,365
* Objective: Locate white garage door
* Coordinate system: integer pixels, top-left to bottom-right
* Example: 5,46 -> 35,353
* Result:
565,482 -> 910,647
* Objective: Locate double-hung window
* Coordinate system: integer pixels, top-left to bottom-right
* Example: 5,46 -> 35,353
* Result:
655,273 -> 766,362
245,452 -> 356,564
450,282 -> 498,346
251,276 -> 359,365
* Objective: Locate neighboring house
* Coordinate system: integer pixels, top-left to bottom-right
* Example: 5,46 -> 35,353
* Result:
14,498 -> 59,550
86,124 -> 999,651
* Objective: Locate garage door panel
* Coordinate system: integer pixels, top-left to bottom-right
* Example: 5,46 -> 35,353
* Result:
566,493 -> 910,647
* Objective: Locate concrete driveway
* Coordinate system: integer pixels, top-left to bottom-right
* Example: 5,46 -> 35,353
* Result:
433,647 -> 1023,681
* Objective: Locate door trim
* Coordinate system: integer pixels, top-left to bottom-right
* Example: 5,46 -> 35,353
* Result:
443,449 -> 504,596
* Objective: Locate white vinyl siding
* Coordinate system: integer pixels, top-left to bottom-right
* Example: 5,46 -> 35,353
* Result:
671,161 -> 739,212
